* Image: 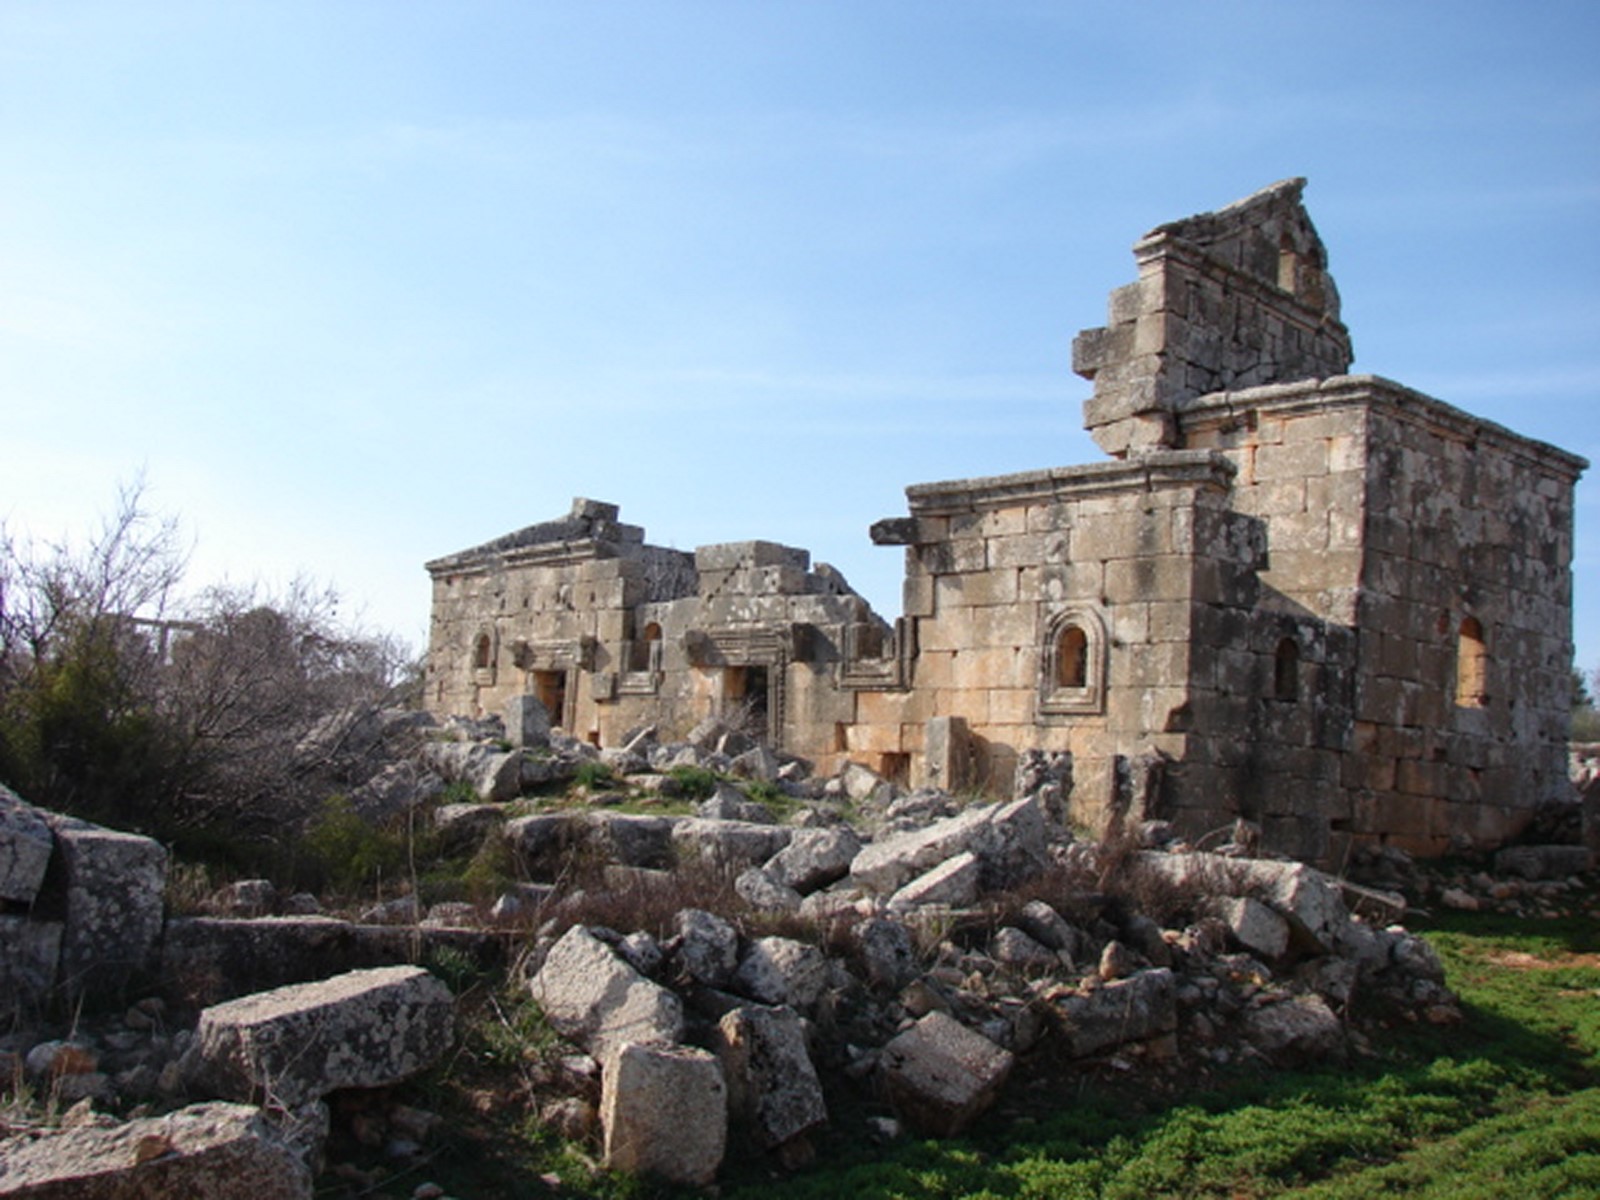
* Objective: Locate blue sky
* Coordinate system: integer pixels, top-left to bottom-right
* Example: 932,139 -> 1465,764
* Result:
4,2 -> 1599,670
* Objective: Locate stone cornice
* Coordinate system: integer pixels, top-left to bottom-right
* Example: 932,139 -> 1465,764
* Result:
904,450 -> 1236,517
1177,375 -> 1589,480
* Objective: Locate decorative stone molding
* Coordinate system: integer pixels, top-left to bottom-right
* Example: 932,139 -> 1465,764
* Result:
1038,606 -> 1108,717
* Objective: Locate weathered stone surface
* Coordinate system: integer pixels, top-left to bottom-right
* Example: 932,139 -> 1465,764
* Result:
764,826 -> 860,895
840,762 -> 890,803
671,818 -> 791,870
879,1011 -> 1015,1136
992,926 -> 1056,967
530,926 -> 683,1059
187,966 -> 454,1107
160,916 -> 501,1007
674,908 -> 739,988
1243,994 -> 1345,1063
0,915 -> 61,1020
1494,844 -> 1593,880
0,1101 -> 313,1199
1212,896 -> 1291,960
504,812 -> 574,869
505,694 -> 552,749
0,784 -> 53,905
734,866 -> 802,912
578,811 -> 678,868
1136,852 -> 1349,952
1015,899 -> 1083,961
423,742 -> 523,802
717,1005 -> 827,1150
432,803 -> 506,851
696,784 -> 777,824
43,814 -> 167,1000
854,917 -> 918,990
1054,968 -> 1177,1058
888,850 -> 981,912
850,805 -> 993,894
731,936 -> 829,1010
600,1042 -> 726,1186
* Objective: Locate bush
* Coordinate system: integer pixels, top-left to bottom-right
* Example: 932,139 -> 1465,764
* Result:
668,764 -> 719,800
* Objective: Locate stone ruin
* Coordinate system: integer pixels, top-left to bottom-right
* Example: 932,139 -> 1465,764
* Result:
425,179 -> 1587,868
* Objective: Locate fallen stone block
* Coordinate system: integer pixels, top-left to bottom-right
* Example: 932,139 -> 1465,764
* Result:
731,936 -> 829,1011
577,811 -> 678,868
530,925 -> 683,1059
42,813 -> 167,1001
854,917 -> 918,991
0,784 -> 53,905
601,1042 -> 726,1186
879,1010 -> 1014,1136
187,966 -> 454,1106
734,866 -> 802,912
1243,994 -> 1345,1064
675,908 -> 740,988
1053,967 -> 1177,1058
0,1101 -> 314,1199
765,826 -> 862,894
1211,896 -> 1290,961
671,818 -> 791,870
888,850 -> 981,912
717,1004 -> 827,1151
850,803 -> 996,894
1135,852 -> 1349,952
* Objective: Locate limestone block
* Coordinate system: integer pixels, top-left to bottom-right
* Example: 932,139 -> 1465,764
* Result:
764,826 -> 862,894
854,916 -> 918,990
0,915 -> 62,1019
888,851 -> 981,912
717,1004 -> 827,1151
1136,851 -> 1349,953
1053,968 -> 1177,1058
696,782 -> 778,823
672,818 -> 791,870
188,966 -> 454,1107
601,1042 -> 726,1186
504,694 -> 552,749
44,813 -> 167,1000
530,926 -> 683,1059
0,784 -> 53,904
850,803 -> 992,894
1210,895 -> 1290,960
1243,995 -> 1345,1064
0,1101 -> 313,1199
879,1011 -> 1015,1136
674,908 -> 740,987
1015,900 -> 1085,962
991,926 -> 1057,967
577,811 -> 678,868
734,866 -> 803,912
731,936 -> 829,1010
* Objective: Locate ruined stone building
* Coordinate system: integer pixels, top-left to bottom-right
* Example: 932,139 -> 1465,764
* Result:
425,180 -> 1586,867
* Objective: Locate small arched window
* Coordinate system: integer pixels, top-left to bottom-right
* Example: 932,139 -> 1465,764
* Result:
1056,625 -> 1089,689
1273,637 -> 1300,701
629,621 -> 664,672
1040,606 -> 1107,717
1456,617 -> 1488,708
472,633 -> 492,670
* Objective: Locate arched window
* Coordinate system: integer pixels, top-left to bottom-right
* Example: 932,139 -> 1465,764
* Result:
629,621 -> 663,673
472,633 -> 492,670
1040,606 -> 1107,717
1273,637 -> 1300,701
1056,625 -> 1089,689
1456,617 -> 1488,708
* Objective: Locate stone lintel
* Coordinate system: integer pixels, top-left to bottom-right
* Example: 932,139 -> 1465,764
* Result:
904,450 -> 1236,518
1178,375 -> 1589,480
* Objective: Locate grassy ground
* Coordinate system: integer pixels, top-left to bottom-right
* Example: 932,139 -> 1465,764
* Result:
366,902 -> 1600,1199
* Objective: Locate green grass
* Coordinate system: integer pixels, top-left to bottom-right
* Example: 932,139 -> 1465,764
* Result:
305,897 -> 1600,1199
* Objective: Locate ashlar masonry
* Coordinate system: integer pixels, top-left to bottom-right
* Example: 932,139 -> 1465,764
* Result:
425,180 -> 1586,867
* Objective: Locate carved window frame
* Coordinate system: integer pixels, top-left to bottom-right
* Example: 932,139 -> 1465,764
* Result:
1038,605 -> 1107,717
470,625 -> 497,687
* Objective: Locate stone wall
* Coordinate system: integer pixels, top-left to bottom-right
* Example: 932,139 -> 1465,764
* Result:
424,180 -> 1586,867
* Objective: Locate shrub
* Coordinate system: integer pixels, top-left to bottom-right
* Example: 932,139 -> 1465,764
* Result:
667,764 -> 719,800
573,760 -> 615,790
